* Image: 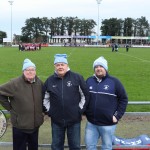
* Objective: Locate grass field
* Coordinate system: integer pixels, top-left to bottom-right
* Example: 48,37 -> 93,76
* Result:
0,46 -> 150,148
0,46 -> 150,112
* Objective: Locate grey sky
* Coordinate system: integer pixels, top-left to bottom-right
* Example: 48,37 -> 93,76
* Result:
0,0 -> 149,39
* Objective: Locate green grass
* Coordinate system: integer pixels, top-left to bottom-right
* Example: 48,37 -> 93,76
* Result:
0,47 -> 150,147
0,46 -> 150,112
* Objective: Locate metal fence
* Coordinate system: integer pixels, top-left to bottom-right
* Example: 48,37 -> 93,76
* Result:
0,101 -> 150,150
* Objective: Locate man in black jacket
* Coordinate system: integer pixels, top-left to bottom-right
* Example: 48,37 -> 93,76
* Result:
43,54 -> 89,150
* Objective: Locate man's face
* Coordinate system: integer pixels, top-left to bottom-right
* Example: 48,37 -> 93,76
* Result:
54,63 -> 68,77
23,67 -> 36,81
94,65 -> 106,78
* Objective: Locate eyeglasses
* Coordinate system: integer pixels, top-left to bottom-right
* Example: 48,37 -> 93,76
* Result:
25,69 -> 36,72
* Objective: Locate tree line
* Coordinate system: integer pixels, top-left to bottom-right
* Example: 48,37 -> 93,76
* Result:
0,16 -> 149,44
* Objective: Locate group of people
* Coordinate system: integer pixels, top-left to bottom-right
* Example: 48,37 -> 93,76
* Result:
111,43 -> 130,52
19,43 -> 41,51
0,54 -> 128,150
112,43 -> 119,52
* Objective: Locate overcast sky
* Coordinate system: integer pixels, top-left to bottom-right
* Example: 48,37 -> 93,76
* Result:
0,0 -> 149,39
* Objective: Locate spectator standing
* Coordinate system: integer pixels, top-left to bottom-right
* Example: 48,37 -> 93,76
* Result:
126,44 -> 129,52
0,58 -> 44,150
43,54 -> 89,150
39,43 -> 41,50
19,43 -> 21,51
111,43 -> 115,52
115,43 -> 118,52
84,56 -> 128,150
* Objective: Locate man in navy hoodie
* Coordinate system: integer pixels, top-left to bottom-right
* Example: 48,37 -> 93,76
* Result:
84,56 -> 128,150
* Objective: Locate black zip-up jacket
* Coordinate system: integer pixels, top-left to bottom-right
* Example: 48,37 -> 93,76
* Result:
85,73 -> 128,126
43,70 -> 89,127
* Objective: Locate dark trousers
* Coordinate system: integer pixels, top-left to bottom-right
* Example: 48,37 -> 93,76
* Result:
13,127 -> 39,150
51,122 -> 81,150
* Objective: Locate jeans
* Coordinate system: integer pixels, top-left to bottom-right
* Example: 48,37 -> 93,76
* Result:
13,127 -> 39,150
84,121 -> 116,150
51,121 -> 81,150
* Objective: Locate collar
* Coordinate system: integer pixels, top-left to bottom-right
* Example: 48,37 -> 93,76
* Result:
93,74 -> 102,83
23,75 -> 36,83
54,68 -> 70,78
93,73 -> 108,83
